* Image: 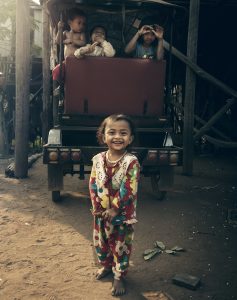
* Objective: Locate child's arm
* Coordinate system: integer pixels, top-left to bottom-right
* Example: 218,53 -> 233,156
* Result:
124,25 -> 151,54
156,38 -> 164,60
109,159 -> 140,224
72,32 -> 87,47
101,40 -> 116,57
63,32 -> 73,45
153,25 -> 164,60
124,31 -> 140,54
74,44 -> 94,58
89,164 -> 105,216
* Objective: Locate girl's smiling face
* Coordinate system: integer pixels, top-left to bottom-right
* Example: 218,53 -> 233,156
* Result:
142,31 -> 156,46
103,120 -> 133,154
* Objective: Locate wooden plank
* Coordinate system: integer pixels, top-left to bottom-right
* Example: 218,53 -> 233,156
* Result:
182,0 -> 200,175
15,0 -> 30,178
5,153 -> 42,178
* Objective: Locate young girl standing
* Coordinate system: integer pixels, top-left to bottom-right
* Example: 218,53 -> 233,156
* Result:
89,114 -> 140,297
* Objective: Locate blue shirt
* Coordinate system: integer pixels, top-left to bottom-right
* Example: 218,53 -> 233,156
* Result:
135,43 -> 156,59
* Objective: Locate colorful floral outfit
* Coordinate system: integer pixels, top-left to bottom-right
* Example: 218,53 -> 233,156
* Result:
89,151 -> 140,280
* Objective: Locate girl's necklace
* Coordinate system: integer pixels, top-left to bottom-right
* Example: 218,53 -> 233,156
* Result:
106,150 -> 127,165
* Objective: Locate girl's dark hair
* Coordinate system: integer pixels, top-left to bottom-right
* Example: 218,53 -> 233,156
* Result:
97,114 -> 136,146
90,25 -> 107,40
67,8 -> 86,21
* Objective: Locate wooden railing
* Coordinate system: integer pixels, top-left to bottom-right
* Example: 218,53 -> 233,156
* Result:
164,39 -> 237,148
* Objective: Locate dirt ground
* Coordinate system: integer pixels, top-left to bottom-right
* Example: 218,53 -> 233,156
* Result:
0,151 -> 237,300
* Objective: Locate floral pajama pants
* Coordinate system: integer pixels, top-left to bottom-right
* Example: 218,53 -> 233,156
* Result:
93,217 -> 134,280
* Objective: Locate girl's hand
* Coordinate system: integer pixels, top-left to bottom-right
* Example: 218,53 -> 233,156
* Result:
64,38 -> 72,44
152,25 -> 164,40
95,37 -> 105,45
138,25 -> 153,36
80,47 -> 89,55
64,32 -> 73,44
93,211 -> 104,217
57,21 -> 64,30
102,208 -> 119,222
88,42 -> 98,53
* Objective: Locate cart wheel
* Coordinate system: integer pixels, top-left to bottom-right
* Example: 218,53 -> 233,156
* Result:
52,191 -> 61,203
150,175 -> 167,200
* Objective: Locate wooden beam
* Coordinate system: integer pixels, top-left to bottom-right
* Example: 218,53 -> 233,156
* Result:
42,2 -> 51,144
194,98 -> 236,140
194,113 -> 231,141
15,0 -> 30,178
0,93 -> 8,155
173,102 -> 232,141
163,40 -> 237,99
203,135 -> 237,148
182,0 -> 200,176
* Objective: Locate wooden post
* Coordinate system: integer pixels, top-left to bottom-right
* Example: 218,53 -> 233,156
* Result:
183,0 -> 200,175
0,92 -> 8,156
15,0 -> 30,177
42,1 -> 51,144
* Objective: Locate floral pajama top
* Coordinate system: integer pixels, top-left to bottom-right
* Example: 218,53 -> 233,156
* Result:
89,151 -> 140,225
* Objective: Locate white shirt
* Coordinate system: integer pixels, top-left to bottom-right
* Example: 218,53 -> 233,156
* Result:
74,40 -> 115,58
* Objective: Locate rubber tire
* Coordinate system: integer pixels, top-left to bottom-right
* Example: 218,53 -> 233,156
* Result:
150,175 -> 167,200
52,191 -> 61,203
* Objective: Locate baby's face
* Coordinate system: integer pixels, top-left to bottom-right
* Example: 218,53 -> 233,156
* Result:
69,16 -> 86,33
91,27 -> 106,43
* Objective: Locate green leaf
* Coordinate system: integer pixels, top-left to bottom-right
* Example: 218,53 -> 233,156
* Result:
143,248 -> 161,261
165,249 -> 176,255
143,248 -> 156,256
171,246 -> 185,252
154,240 -> 166,250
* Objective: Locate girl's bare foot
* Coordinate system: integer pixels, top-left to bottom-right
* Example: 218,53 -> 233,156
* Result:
95,267 -> 112,280
111,278 -> 126,296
